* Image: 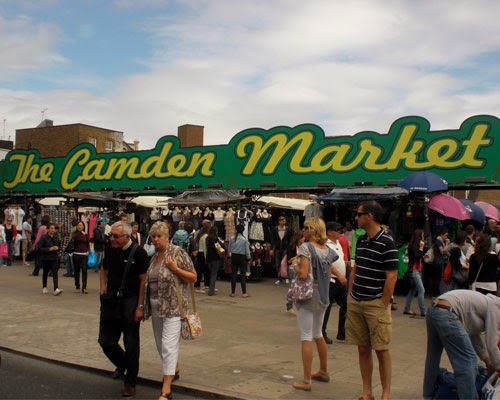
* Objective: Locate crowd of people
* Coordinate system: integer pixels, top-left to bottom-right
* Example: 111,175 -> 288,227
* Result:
1,199 -> 500,400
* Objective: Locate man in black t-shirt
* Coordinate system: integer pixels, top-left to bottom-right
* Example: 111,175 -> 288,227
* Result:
98,221 -> 148,398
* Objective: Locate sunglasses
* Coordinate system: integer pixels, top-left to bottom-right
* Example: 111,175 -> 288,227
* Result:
356,212 -> 371,217
111,233 -> 126,239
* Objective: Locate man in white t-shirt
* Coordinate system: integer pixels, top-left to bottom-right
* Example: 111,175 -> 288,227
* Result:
322,221 -> 348,343
21,216 -> 33,266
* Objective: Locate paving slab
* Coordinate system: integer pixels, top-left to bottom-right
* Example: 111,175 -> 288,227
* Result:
0,261 -> 445,399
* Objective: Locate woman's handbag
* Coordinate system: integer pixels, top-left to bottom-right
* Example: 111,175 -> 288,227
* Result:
424,247 -> 434,264
143,235 -> 156,257
452,267 -> 469,284
471,262 -> 484,292
286,259 -> 313,301
214,240 -> 225,256
0,242 -> 8,258
174,279 -> 202,340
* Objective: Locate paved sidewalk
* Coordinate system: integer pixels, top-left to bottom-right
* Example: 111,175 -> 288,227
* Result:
0,261 -> 439,399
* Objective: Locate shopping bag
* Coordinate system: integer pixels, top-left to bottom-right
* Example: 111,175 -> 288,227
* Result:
0,242 -> 8,259
87,250 -> 97,269
483,373 -> 500,400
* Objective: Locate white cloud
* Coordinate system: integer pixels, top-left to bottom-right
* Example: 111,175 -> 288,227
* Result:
2,0 -> 500,152
0,13 -> 66,79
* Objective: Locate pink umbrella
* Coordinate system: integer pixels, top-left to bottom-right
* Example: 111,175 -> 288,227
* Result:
428,194 -> 470,221
474,201 -> 500,222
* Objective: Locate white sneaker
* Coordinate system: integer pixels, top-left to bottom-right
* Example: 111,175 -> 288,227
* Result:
285,279 -> 290,284
24,262 -> 30,266
42,287 -> 48,294
54,288 -> 63,296
275,280 -> 281,285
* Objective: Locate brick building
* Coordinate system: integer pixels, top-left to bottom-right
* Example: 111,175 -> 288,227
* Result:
0,139 -> 14,161
15,119 -> 137,158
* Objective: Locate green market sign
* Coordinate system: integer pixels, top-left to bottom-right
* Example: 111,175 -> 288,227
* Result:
1,115 -> 499,196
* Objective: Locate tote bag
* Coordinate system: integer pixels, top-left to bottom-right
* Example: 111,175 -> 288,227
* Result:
0,242 -> 8,258
286,261 -> 313,301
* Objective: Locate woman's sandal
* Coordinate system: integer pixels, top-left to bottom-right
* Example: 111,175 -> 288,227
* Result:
292,380 -> 312,391
311,370 -> 330,382
403,310 -> 416,316
159,392 -> 173,400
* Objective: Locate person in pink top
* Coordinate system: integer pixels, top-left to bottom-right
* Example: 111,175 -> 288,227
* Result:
31,215 -> 50,276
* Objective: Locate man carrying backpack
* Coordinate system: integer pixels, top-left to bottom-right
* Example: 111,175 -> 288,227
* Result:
172,221 -> 191,253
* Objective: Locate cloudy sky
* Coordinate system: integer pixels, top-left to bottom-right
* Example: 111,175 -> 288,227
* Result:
1,0 -> 499,149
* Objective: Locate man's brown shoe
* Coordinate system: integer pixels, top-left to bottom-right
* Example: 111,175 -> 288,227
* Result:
122,385 -> 136,397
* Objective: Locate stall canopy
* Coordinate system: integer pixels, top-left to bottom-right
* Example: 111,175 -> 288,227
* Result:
319,187 -> 409,202
255,196 -> 310,210
167,190 -> 246,205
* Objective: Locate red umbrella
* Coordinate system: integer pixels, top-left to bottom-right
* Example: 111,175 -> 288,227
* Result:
474,201 -> 500,222
428,194 -> 470,220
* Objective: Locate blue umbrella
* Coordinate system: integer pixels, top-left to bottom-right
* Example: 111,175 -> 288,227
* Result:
460,199 -> 486,225
398,171 -> 448,193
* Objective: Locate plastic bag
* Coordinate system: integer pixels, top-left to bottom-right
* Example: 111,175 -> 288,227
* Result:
483,373 -> 500,400
87,250 -> 97,269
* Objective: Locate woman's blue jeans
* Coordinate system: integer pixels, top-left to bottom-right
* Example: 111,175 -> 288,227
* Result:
404,270 -> 426,314
423,304 -> 478,399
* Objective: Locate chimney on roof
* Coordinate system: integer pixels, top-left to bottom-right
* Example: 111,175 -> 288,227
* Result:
37,119 -> 53,128
133,140 -> 140,151
178,124 -> 204,148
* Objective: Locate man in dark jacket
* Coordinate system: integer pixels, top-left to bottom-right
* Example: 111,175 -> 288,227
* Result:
98,221 -> 148,398
270,215 -> 292,284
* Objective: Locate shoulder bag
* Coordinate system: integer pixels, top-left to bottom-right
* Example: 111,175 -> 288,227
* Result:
471,262 -> 484,292
175,279 -> 202,340
172,246 -> 202,340
286,257 -> 313,301
100,244 -> 138,319
143,235 -> 156,257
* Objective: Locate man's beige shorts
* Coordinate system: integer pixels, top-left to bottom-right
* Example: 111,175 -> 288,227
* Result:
346,296 -> 392,350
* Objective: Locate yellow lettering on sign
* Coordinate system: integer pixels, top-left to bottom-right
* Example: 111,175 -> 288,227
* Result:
237,132 -> 314,174
60,143 -> 216,189
4,154 -> 53,188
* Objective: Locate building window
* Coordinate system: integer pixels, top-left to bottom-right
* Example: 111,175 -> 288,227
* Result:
105,141 -> 113,153
88,137 -> 97,147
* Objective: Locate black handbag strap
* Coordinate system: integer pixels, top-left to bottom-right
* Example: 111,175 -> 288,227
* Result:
119,243 -> 138,293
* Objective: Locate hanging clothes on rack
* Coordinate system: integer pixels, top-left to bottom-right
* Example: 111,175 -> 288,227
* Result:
224,208 -> 236,241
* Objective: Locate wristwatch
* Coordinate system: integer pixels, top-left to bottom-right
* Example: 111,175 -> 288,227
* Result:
137,305 -> 144,310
